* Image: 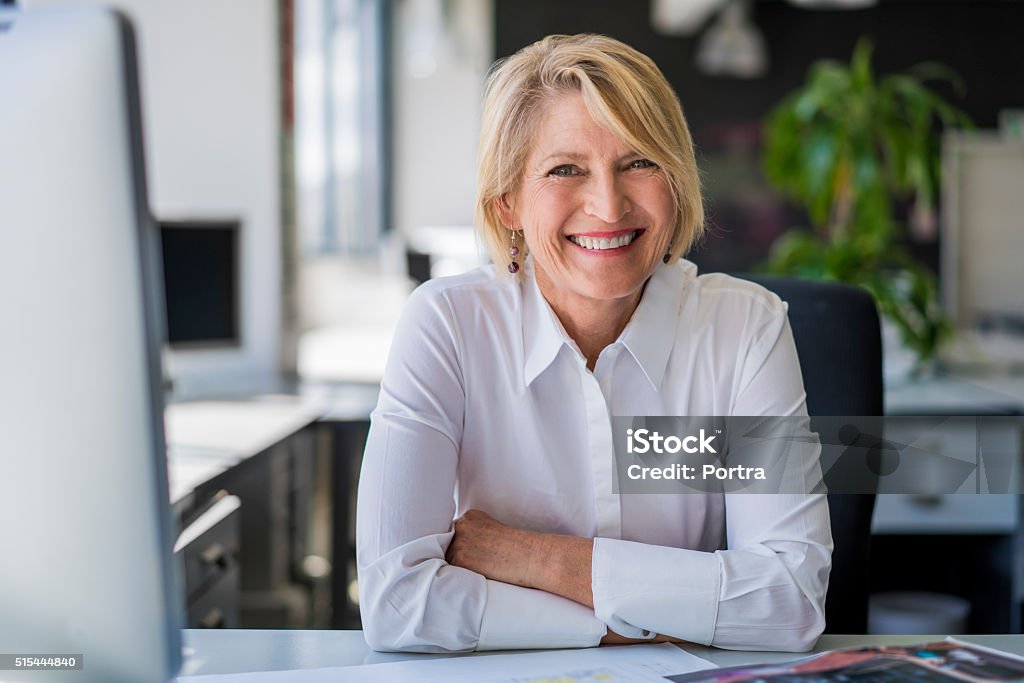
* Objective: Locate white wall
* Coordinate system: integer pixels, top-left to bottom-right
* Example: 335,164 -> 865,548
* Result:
28,0 -> 282,391
392,0 -> 493,240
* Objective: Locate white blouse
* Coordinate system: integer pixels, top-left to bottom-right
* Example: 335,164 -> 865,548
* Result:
356,257 -> 832,653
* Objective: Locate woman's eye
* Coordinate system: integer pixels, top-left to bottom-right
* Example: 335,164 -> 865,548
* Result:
548,165 -> 579,178
628,158 -> 657,170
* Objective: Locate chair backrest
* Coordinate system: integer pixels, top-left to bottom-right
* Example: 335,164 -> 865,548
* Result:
735,274 -> 881,634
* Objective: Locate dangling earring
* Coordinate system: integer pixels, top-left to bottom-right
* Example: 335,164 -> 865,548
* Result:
508,230 -> 521,274
663,247 -> 672,264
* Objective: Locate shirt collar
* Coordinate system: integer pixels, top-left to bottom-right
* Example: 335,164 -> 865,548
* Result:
522,257 -> 575,387
618,258 -> 694,391
521,256 -> 695,389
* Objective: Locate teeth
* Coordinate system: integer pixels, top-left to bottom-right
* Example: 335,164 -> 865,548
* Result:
569,230 -> 638,250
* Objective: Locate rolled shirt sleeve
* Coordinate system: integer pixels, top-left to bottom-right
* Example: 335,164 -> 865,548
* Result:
592,538 -> 721,644
592,494 -> 830,651
478,581 -> 606,650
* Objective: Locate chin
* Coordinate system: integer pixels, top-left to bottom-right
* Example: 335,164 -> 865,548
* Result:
586,260 -> 656,283
574,274 -> 649,302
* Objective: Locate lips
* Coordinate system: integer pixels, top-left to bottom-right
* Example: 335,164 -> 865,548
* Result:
567,229 -> 643,251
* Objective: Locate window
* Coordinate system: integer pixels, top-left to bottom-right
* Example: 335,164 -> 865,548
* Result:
295,0 -> 390,255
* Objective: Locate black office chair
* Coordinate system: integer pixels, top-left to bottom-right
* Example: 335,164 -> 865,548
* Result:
736,274 -> 882,634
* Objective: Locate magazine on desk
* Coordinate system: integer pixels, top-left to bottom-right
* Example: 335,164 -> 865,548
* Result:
666,640 -> 1024,683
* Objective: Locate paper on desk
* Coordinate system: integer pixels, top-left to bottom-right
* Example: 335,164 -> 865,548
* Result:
177,642 -> 716,682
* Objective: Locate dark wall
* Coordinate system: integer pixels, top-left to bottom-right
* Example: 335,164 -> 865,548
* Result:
495,0 -> 1021,133
494,0 -> 1023,272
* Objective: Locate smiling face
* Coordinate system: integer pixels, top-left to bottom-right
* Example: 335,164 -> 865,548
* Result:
497,92 -> 676,318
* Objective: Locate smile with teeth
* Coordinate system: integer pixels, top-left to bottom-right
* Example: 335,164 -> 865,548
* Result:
567,230 -> 641,251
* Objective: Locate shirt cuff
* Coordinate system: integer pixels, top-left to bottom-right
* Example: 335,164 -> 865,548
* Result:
476,579 -> 607,650
592,537 -> 722,645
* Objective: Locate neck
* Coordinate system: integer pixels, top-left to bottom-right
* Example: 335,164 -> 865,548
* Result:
534,270 -> 645,372
561,304 -> 638,371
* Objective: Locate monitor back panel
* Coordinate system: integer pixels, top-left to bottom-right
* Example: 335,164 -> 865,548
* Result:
0,7 -> 182,682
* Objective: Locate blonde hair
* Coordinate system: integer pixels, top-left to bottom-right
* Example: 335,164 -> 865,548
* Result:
475,33 -> 704,272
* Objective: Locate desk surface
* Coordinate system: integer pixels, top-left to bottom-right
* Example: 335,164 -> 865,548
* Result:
178,630 -> 1024,678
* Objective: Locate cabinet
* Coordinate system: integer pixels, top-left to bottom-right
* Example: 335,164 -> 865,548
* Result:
875,392 -> 1024,633
167,399 -> 325,628
176,494 -> 241,628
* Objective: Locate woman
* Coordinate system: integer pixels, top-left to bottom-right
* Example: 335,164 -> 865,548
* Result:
356,33 -> 831,653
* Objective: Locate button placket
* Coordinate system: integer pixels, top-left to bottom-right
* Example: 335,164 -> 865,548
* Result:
580,354 -> 622,540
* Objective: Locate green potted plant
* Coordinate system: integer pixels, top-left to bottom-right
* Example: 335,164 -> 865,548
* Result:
761,38 -> 972,371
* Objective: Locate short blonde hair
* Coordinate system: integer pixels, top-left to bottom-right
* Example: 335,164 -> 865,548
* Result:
475,34 -> 704,272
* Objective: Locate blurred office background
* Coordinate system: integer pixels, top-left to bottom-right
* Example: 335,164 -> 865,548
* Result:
20,0 -> 1024,636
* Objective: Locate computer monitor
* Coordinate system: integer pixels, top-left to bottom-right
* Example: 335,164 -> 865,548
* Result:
941,132 -> 1024,331
160,219 -> 241,348
0,7 -> 183,682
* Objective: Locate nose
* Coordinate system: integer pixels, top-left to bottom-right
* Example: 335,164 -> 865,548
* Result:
583,172 -> 631,224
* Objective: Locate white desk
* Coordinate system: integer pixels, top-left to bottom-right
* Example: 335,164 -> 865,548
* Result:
177,631 -> 1024,678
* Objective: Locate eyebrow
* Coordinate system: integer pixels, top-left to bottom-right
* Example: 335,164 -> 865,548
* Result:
536,151 -> 642,166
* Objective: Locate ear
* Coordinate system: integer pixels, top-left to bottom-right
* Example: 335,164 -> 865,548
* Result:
493,193 -> 516,229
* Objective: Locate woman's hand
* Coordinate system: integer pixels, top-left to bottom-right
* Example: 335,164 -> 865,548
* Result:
600,631 -> 685,646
